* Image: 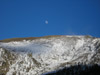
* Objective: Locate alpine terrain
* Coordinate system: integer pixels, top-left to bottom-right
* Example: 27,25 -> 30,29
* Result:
0,35 -> 100,75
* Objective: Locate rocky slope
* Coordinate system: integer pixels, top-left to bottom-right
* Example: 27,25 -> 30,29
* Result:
0,35 -> 100,75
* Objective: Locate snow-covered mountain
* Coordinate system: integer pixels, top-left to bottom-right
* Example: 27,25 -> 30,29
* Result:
0,35 -> 100,75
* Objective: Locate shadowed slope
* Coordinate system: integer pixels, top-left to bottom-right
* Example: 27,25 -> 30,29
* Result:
43,64 -> 100,75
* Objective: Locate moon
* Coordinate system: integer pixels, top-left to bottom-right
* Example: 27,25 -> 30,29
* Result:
45,20 -> 48,24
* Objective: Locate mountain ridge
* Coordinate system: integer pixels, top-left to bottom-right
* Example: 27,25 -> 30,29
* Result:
0,35 -> 63,42
0,35 -> 93,42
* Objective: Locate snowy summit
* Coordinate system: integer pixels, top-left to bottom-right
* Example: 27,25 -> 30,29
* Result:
0,35 -> 100,75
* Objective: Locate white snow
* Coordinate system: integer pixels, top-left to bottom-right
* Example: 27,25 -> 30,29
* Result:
75,38 -> 85,49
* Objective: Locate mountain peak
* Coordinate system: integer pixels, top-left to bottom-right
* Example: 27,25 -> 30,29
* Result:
0,35 -> 100,75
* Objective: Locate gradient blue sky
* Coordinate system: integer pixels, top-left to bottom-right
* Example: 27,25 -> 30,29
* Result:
0,0 -> 100,40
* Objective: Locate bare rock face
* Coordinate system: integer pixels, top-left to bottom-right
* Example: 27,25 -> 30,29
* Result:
0,35 -> 100,75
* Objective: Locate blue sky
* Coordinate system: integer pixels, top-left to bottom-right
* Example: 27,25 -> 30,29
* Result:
0,0 -> 100,40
